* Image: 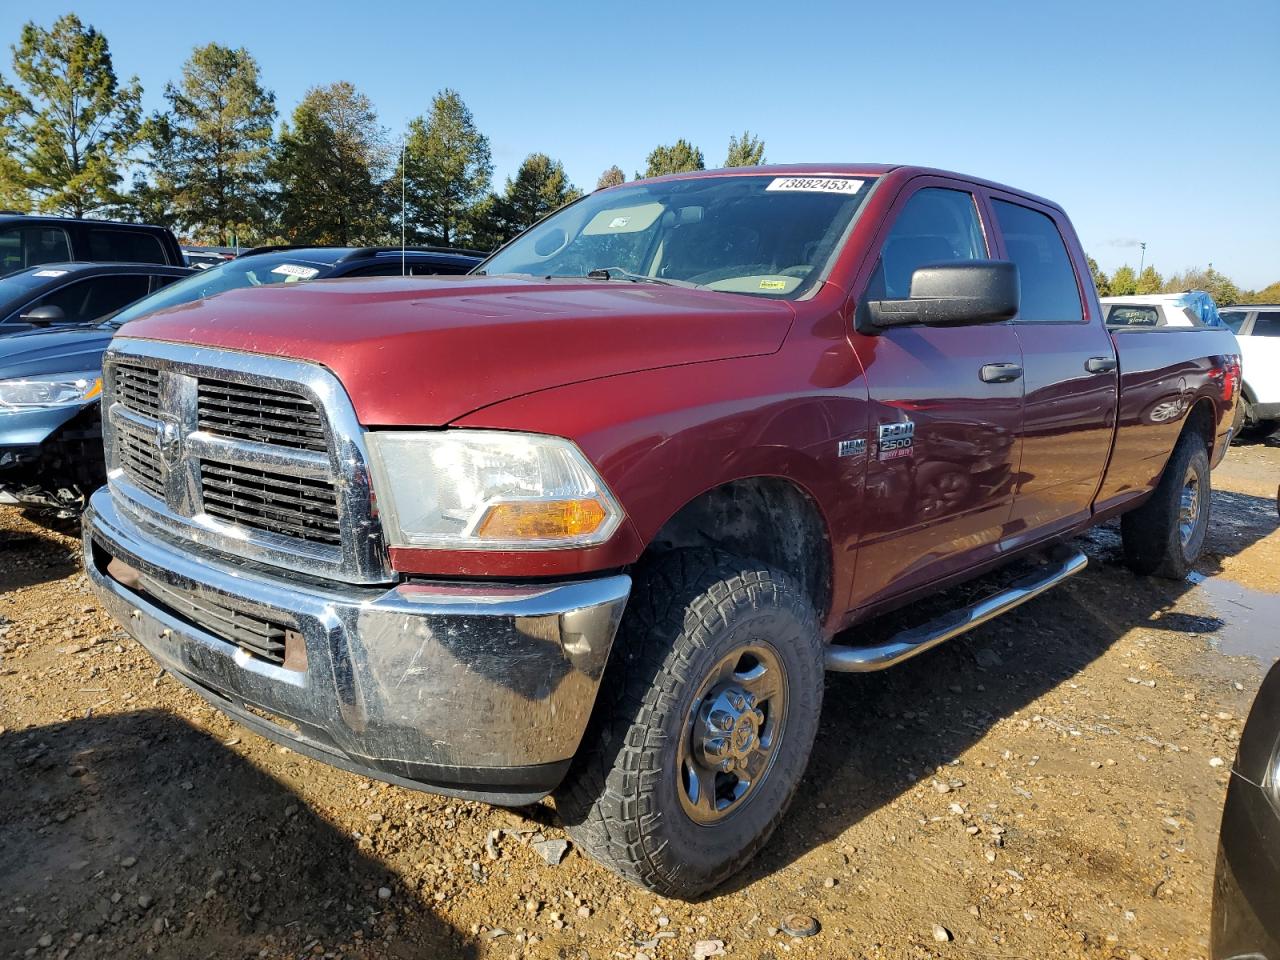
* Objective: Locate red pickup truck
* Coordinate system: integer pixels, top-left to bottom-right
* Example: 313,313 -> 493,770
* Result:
83,164 -> 1240,896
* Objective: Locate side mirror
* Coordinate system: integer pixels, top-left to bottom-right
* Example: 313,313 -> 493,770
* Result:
19,304 -> 67,327
863,260 -> 1019,331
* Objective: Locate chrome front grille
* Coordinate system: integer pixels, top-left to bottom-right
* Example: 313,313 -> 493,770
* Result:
115,417 -> 165,500
197,379 -> 328,452
114,362 -> 162,418
101,339 -> 390,584
199,461 -> 342,545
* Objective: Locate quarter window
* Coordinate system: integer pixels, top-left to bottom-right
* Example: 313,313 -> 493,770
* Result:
865,187 -> 987,300
1219,311 -> 1248,333
1253,311 -> 1280,337
88,229 -> 167,264
992,200 -> 1083,322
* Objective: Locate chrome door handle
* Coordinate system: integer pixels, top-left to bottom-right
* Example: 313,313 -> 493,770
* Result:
1085,356 -> 1118,374
980,363 -> 1023,383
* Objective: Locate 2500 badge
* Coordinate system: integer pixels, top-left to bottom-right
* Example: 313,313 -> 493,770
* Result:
877,421 -> 915,460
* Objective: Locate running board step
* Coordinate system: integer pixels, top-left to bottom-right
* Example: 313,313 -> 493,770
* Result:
824,545 -> 1088,672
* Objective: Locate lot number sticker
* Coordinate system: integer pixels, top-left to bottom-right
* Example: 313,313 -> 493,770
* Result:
270,263 -> 320,280
766,177 -> 864,195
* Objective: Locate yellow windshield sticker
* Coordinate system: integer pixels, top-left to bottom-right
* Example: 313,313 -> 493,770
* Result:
759,279 -> 788,290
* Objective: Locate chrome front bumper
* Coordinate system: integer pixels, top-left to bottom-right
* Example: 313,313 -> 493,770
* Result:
83,488 -> 630,804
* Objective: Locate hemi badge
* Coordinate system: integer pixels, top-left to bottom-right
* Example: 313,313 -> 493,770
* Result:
837,438 -> 866,458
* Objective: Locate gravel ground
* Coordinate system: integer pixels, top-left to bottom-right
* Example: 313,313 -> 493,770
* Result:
1,441 -> 1277,960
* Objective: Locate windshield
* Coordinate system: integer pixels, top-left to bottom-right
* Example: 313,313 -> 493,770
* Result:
480,174 -> 875,299
104,251 -> 335,326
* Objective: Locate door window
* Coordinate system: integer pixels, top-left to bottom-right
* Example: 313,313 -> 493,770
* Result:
1253,311 -> 1280,337
0,226 -> 73,276
992,200 -> 1083,322
27,274 -> 152,323
88,229 -> 167,264
865,187 -> 987,300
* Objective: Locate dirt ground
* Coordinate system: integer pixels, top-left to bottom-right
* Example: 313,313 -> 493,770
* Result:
1,443 -> 1277,960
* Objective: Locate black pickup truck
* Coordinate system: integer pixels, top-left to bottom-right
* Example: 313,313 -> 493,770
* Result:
0,214 -> 184,277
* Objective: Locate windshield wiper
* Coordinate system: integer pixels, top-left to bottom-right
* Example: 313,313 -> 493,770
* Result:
585,267 -> 701,289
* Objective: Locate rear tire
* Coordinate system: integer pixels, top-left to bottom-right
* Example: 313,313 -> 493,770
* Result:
1121,431 -> 1211,579
554,548 -> 824,898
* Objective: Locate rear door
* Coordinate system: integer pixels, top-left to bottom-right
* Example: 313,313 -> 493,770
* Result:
989,195 -> 1118,543
849,179 -> 1025,609
1244,310 -> 1280,411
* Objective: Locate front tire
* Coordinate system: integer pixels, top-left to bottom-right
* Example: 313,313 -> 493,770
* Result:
1121,431 -> 1211,579
554,549 -> 824,898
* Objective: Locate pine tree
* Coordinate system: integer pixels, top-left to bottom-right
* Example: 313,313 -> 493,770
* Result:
141,43 -> 276,245
0,14 -> 141,216
397,89 -> 492,247
1110,265 -> 1138,296
642,139 -> 704,178
596,165 -> 625,189
270,82 -> 390,245
725,131 -> 765,167
1134,265 -> 1163,295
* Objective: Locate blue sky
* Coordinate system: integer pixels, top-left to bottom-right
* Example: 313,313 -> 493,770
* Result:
2,1 -> 1277,287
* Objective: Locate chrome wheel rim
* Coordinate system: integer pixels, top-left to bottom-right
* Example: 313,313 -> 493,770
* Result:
1178,467 -> 1201,548
677,643 -> 788,825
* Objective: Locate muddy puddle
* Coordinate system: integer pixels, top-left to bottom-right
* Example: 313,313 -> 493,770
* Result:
1189,570 -> 1280,664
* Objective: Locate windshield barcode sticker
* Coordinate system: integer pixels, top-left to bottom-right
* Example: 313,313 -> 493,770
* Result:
270,263 -> 320,279
766,177 -> 864,195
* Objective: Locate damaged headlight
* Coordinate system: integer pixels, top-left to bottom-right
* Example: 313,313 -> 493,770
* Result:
366,430 -> 624,550
0,371 -> 102,409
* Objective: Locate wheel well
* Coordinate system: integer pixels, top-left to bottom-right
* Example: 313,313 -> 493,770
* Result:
645,478 -> 833,620
1182,398 -> 1215,458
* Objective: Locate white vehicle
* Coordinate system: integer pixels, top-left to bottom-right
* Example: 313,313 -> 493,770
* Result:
1218,305 -> 1280,433
1101,292 -> 1221,329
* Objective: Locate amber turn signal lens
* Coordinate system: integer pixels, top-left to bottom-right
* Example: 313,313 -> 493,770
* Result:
474,499 -> 608,541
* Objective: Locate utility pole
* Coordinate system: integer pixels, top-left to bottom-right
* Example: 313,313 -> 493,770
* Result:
1138,242 -> 1147,276
401,136 -> 407,277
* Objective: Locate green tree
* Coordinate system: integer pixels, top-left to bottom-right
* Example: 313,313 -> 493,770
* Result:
596,165 -> 625,189
724,130 -> 765,167
471,153 -> 582,250
1162,264 -> 1241,306
1242,280 -> 1280,304
1086,255 -> 1109,297
142,43 -> 276,245
269,82 -> 389,245
398,89 -> 492,247
0,14 -> 141,216
1110,264 -> 1138,296
642,139 -> 704,178
501,153 -> 580,232
1134,265 -> 1163,295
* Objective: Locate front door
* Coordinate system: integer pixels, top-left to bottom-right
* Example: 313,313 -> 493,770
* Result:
849,181 -> 1025,610
989,195 -> 1119,544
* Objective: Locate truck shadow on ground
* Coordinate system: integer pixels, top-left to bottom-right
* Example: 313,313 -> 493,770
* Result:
713,486 -> 1279,897
0,709 -> 476,959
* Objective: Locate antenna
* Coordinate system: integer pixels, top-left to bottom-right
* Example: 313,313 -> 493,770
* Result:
400,135 -> 407,277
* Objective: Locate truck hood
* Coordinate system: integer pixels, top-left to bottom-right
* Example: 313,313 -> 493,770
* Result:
0,324 -> 114,380
118,275 -> 796,425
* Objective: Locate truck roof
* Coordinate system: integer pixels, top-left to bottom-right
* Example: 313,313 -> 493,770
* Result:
630,163 -> 1064,212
